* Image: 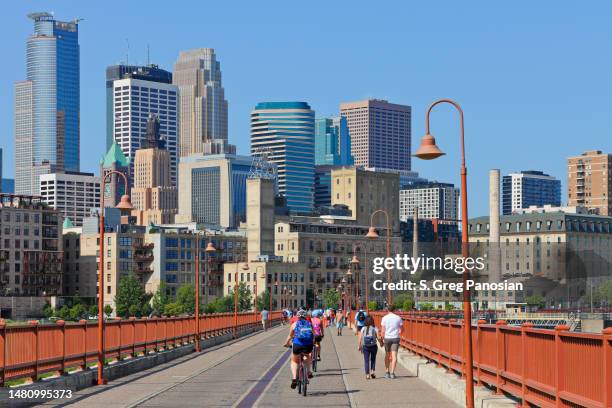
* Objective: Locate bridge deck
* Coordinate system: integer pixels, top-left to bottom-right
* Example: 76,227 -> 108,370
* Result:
41,324 -> 458,407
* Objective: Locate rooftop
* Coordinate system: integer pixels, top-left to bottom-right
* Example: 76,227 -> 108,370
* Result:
254,102 -> 311,110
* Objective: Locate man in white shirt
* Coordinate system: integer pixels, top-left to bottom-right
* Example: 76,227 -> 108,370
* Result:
380,305 -> 403,379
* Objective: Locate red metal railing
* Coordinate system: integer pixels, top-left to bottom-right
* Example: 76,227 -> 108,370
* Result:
371,312 -> 612,408
0,311 -> 281,386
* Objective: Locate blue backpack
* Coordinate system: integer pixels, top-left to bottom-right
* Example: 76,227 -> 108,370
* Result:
293,319 -> 314,346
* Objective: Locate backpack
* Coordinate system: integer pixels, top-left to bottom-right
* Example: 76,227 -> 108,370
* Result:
357,311 -> 366,323
293,319 -> 314,346
362,326 -> 377,347
312,317 -> 322,336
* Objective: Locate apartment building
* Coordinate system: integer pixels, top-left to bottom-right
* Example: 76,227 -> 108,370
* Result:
0,193 -> 63,296
568,150 -> 612,215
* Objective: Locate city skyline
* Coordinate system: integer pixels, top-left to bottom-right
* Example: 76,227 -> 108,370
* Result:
1,2 -> 612,217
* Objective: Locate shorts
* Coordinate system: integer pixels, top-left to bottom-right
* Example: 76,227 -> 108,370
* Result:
336,322 -> 344,329
314,335 -> 323,343
292,344 -> 314,355
384,338 -> 400,352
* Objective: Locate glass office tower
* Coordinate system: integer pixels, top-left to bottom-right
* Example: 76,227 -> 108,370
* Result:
15,12 -> 80,195
251,102 -> 315,213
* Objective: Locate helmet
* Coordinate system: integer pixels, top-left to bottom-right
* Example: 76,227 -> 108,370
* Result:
297,309 -> 307,318
312,309 -> 322,317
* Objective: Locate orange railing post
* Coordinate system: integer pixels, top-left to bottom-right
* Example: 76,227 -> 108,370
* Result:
520,322 -> 534,407
476,319 -> 486,386
554,324 -> 569,407
57,320 -> 66,375
447,318 -> 455,372
603,327 -> 612,408
495,320 -> 506,394
0,319 -> 5,386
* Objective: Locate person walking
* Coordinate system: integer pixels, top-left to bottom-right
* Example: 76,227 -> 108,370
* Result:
260,308 -> 269,331
381,305 -> 403,378
357,315 -> 380,379
354,309 -> 367,335
336,309 -> 344,335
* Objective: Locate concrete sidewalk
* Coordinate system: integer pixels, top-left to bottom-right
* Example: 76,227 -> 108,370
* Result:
331,324 -> 459,408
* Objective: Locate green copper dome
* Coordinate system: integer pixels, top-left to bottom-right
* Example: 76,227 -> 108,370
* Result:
62,218 -> 75,229
101,141 -> 130,167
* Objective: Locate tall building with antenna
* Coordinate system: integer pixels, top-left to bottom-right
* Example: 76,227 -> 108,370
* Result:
15,12 -> 80,195
105,64 -> 178,185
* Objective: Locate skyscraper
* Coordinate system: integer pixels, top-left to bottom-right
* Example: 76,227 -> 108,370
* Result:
15,12 -> 80,195
399,181 -> 460,221
314,117 -> 353,166
131,115 -> 177,225
340,99 -> 411,171
109,74 -> 178,184
39,171 -> 101,226
251,102 -> 315,213
502,170 -> 561,215
568,150 -> 612,215
105,64 -> 172,150
177,154 -> 252,228
173,49 -> 229,157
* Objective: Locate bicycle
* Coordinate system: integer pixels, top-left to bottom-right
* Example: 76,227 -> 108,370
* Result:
311,342 -> 318,373
285,345 -> 310,396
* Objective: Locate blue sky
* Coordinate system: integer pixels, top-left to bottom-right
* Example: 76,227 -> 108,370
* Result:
1,1 -> 611,217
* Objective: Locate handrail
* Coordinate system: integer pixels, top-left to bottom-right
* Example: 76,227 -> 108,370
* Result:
0,311 -> 282,386
370,311 -> 612,407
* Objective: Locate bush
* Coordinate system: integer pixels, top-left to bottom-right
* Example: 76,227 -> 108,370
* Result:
164,302 -> 184,316
104,305 -> 113,318
420,303 -> 434,311
89,305 -> 98,317
368,301 -> 378,311
43,303 -> 54,318
69,304 -> 87,321
403,299 -> 414,311
57,305 -> 71,320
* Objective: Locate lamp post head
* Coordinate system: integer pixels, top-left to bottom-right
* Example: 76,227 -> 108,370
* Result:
346,268 -> 352,276
366,227 -> 379,239
205,242 -> 216,253
274,281 -> 278,286
241,263 -> 249,271
351,255 -> 360,265
115,194 -> 133,212
341,277 -> 347,284
414,134 -> 445,160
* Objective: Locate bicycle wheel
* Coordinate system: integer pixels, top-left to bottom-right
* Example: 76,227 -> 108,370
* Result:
312,347 -> 318,372
297,362 -> 302,394
301,359 -> 308,396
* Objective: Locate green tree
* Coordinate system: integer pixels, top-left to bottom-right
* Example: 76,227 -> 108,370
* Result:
69,303 -> 87,321
104,305 -> 114,318
403,299 -> 415,311
420,303 -> 434,311
598,279 -> 612,304
43,303 -> 54,318
393,293 -> 413,310
151,282 -> 170,316
322,288 -> 341,309
525,295 -> 545,309
115,275 -> 148,318
444,302 -> 455,311
89,305 -> 98,317
164,302 -> 184,316
256,290 -> 272,311
57,305 -> 71,320
368,300 -> 378,311
229,282 -> 253,311
177,284 -> 196,314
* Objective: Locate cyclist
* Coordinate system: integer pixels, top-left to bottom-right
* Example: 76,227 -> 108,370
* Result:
311,309 -> 324,361
284,309 -> 314,389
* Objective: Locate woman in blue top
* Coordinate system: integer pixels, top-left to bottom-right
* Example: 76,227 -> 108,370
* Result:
284,309 -> 314,389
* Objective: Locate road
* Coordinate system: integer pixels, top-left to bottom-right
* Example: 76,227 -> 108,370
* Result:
41,324 -> 458,407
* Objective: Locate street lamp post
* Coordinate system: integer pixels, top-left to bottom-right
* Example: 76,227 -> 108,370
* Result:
233,264 -> 240,339
197,240 -> 216,352
366,210 -> 392,307
351,254 -> 360,309
364,244 -> 370,312
98,170 -> 132,385
413,98 -> 474,408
